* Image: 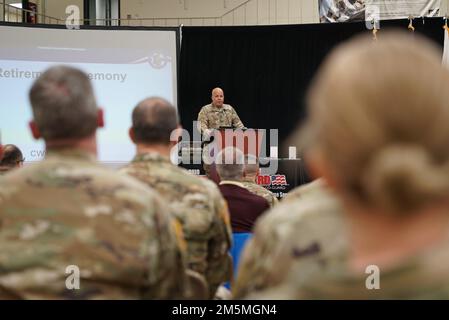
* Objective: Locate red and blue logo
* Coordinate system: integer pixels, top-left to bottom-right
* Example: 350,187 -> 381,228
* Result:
257,175 -> 287,186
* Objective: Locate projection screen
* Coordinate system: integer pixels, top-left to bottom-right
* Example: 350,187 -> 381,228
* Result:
0,24 -> 179,164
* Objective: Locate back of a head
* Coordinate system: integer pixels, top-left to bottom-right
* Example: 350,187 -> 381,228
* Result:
244,154 -> 259,176
132,97 -> 178,145
29,66 -> 98,140
216,147 -> 245,180
0,144 -> 23,168
306,31 -> 449,213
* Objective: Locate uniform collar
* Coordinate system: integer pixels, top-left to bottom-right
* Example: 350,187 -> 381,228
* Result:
46,148 -> 96,162
242,176 -> 256,183
210,103 -> 230,111
132,151 -> 170,164
219,180 -> 245,188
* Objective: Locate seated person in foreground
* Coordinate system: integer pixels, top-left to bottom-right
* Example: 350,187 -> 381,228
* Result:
241,154 -> 278,208
233,179 -> 346,299
0,144 -> 24,175
243,31 -> 449,299
0,66 -> 187,299
120,97 -> 233,299
215,147 -> 269,233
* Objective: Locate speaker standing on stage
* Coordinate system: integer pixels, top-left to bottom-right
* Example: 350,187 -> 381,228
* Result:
197,87 -> 245,138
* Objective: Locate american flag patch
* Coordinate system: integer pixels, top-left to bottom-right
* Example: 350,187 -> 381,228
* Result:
270,175 -> 287,186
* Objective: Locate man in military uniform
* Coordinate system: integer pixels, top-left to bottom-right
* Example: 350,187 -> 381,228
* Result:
197,87 -> 245,137
0,144 -> 25,175
241,155 -> 278,208
120,97 -> 233,299
0,66 -> 187,299
197,88 -> 245,177
232,179 -> 347,299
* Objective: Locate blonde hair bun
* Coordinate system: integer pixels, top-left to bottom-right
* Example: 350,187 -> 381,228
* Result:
362,144 -> 449,212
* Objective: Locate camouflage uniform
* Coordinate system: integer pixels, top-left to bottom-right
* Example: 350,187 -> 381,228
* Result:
233,179 -> 348,299
251,232 -> 449,299
197,104 -> 245,177
241,177 -> 278,208
197,104 -> 245,135
0,148 -> 187,299
120,152 -> 233,299
282,179 -> 326,203
238,179 -> 449,299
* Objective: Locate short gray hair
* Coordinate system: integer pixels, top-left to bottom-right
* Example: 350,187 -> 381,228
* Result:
244,154 -> 259,176
215,147 -> 245,180
29,66 -> 98,140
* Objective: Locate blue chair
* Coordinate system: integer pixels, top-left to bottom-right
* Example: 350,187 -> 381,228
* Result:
224,232 -> 253,290
231,233 -> 253,275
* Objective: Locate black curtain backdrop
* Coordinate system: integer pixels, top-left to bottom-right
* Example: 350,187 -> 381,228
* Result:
179,18 -> 444,157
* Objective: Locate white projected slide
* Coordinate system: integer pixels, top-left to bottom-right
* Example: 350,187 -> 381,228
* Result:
0,25 -> 178,163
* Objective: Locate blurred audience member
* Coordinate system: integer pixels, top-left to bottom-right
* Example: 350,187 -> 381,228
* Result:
0,66 -> 187,299
233,179 -> 346,299
241,154 -> 278,208
216,147 -> 269,233
244,31 -> 449,299
120,97 -> 233,299
0,144 -> 24,174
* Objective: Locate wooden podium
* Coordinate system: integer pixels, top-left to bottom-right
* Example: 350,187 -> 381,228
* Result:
211,127 -> 263,158
206,127 -> 264,182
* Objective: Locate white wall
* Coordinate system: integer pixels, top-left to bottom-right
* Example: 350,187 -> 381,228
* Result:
120,0 -> 449,27
4,0 -> 448,26
120,0 -> 319,26
441,0 -> 449,15
121,0 -> 248,19
41,0 -> 83,23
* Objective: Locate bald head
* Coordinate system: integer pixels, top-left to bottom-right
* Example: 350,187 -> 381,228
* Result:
131,97 -> 178,145
211,87 -> 224,107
